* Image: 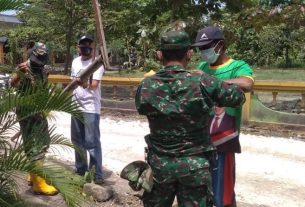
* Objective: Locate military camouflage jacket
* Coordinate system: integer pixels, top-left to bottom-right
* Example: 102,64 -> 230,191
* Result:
136,65 -> 245,157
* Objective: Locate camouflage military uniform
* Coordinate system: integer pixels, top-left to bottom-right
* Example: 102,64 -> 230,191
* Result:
135,31 -> 245,207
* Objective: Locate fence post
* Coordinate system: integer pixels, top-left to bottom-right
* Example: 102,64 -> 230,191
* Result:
242,92 -> 252,123
0,43 -> 4,64
301,93 -> 305,111
272,91 -> 278,107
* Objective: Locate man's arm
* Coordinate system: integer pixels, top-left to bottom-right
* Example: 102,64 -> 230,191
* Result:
201,74 -> 245,108
224,76 -> 254,93
228,61 -> 254,92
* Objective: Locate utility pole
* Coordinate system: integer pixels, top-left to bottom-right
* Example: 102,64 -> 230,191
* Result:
92,0 -> 110,70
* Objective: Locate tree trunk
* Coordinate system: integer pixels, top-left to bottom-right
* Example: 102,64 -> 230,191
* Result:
285,46 -> 290,67
64,24 -> 73,74
64,37 -> 71,74
170,1 -> 178,21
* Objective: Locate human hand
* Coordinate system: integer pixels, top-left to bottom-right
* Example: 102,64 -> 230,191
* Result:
192,70 -> 204,75
18,62 -> 29,73
76,78 -> 89,88
223,79 -> 233,84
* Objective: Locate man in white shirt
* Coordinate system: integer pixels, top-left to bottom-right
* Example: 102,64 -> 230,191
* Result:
71,35 -> 104,184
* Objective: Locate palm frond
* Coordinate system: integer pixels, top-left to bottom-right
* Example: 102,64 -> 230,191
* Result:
0,197 -> 24,207
0,111 -> 19,154
45,125 -> 75,156
0,82 -> 87,206
0,83 -> 83,122
0,143 -> 33,172
0,0 -> 26,12
0,136 -> 87,207
40,164 -> 87,207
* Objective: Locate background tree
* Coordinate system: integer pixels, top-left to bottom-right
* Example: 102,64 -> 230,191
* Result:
0,0 -> 26,12
2,0 -> 305,71
211,0 -> 305,67
4,0 -> 94,73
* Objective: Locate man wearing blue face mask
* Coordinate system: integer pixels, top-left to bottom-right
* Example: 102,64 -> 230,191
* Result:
70,35 -> 105,185
193,26 -> 254,207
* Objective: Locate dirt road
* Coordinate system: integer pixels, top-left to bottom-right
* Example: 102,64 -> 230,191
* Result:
50,112 -> 305,207
236,135 -> 305,207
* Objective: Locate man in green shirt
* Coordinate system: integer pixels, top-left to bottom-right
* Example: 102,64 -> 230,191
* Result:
193,26 -> 254,207
134,30 -> 245,207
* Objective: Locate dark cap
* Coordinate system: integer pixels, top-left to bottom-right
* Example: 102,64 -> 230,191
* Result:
160,30 -> 191,50
29,42 -> 49,66
78,35 -> 94,45
192,26 -> 224,47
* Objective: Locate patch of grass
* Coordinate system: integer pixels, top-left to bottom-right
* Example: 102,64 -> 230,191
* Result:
106,67 -> 305,81
254,68 -> 305,81
105,70 -> 146,78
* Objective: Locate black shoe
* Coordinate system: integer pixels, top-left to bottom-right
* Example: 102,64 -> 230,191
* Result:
75,169 -> 85,176
94,178 -> 105,185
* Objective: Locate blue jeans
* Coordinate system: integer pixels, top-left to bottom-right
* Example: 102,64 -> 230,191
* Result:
71,112 -> 102,179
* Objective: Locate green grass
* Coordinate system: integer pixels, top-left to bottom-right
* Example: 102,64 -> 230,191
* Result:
106,68 -> 305,81
3,62 -> 305,81
105,70 -> 146,78
254,68 -> 305,81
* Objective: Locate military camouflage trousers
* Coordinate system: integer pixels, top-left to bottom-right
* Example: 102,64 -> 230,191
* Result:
18,112 -> 50,161
142,180 -> 213,207
142,152 -> 213,207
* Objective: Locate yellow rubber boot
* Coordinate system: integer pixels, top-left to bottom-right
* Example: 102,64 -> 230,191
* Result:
27,174 -> 33,186
31,173 -> 58,196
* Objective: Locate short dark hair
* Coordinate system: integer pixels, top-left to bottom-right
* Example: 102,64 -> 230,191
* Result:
161,48 -> 189,61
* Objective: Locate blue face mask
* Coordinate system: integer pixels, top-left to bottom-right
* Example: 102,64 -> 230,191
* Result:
200,42 -> 221,64
79,47 -> 92,56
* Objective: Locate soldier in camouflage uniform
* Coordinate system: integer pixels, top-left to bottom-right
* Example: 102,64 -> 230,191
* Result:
11,42 -> 58,196
134,30 -> 245,207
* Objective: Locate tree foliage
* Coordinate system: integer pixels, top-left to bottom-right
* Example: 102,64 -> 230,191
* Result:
0,0 -> 26,12
2,0 -> 305,70
1,0 -> 95,73
213,0 -> 305,67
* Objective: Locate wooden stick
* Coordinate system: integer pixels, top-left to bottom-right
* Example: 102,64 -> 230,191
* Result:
92,0 -> 109,69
